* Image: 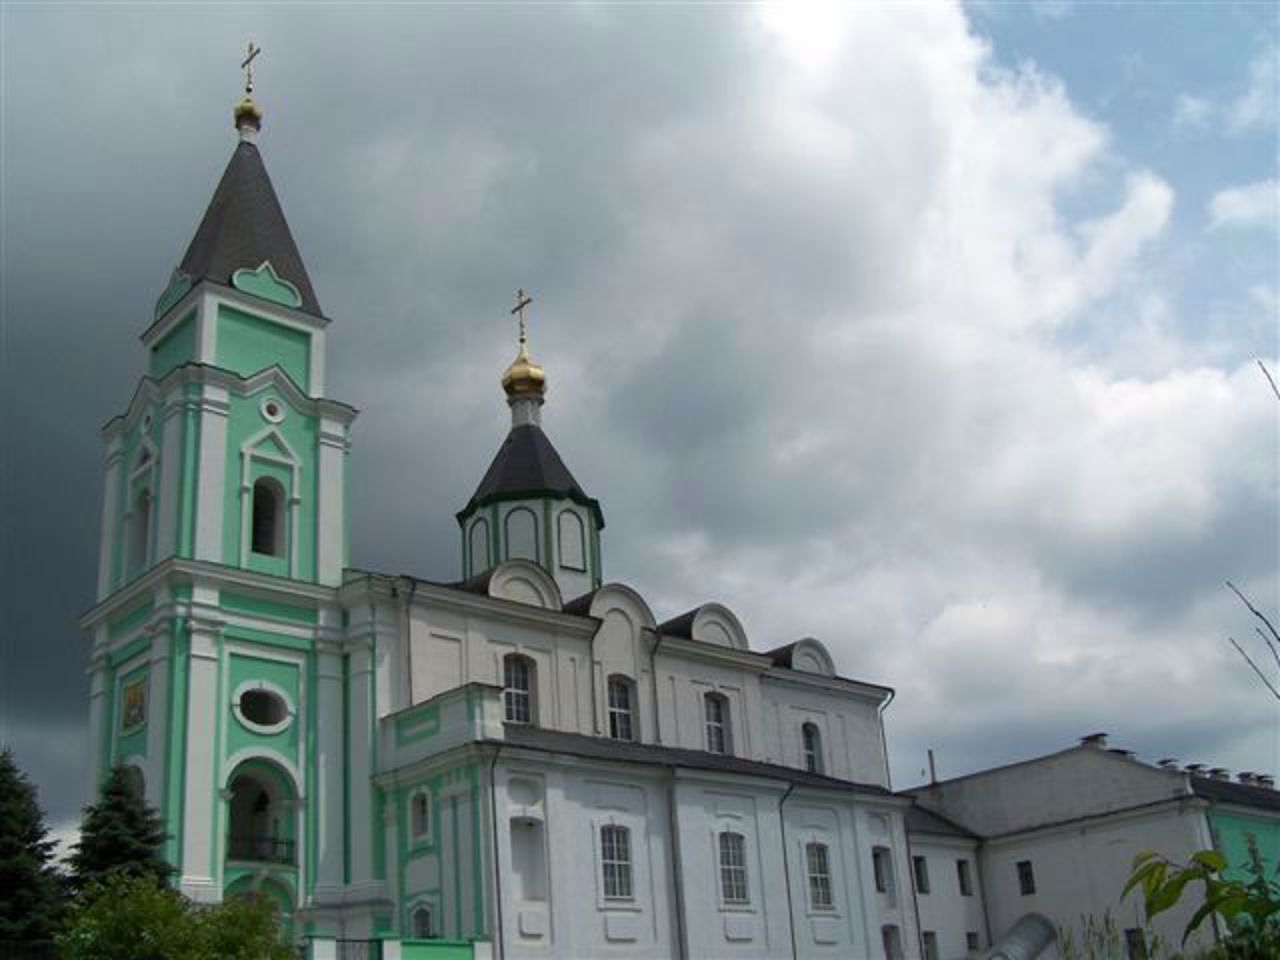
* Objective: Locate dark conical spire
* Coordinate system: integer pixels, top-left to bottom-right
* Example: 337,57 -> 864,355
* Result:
177,138 -> 322,317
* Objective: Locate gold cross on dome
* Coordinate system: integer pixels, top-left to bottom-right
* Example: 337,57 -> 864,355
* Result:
511,288 -> 533,346
241,42 -> 261,95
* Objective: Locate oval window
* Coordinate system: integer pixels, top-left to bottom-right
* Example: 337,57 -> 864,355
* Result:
239,688 -> 289,727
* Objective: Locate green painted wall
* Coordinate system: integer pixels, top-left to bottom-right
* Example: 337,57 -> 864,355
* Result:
220,389 -> 319,581
150,310 -> 197,378
216,305 -> 310,392
1210,809 -> 1280,885
401,941 -> 475,959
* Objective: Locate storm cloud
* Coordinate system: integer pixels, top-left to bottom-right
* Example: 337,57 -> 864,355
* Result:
1,3 -> 1275,833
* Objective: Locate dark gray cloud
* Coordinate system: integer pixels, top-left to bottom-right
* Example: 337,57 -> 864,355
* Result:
2,3 -> 1276,831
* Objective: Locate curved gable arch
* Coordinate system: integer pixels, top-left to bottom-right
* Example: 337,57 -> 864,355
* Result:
790,637 -> 836,676
692,603 -> 749,651
586,583 -> 658,631
489,559 -> 563,611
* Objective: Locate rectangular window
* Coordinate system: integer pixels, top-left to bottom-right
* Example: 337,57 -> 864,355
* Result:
607,677 -> 634,741
704,694 -> 728,755
503,656 -> 532,725
1124,928 -> 1149,960
957,858 -> 973,896
718,832 -> 750,905
966,931 -> 981,952
600,824 -> 633,901
922,931 -> 939,960
806,842 -> 833,910
913,855 -> 931,894
1017,859 -> 1036,896
872,846 -> 892,894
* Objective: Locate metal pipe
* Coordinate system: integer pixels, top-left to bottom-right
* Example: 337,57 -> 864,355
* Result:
778,781 -> 799,960
488,746 -> 505,959
666,766 -> 688,959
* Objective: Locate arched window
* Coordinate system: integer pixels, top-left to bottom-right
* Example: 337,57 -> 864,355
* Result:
503,654 -> 535,725
411,903 -> 434,939
802,722 -> 823,774
226,766 -> 294,865
469,517 -> 491,573
704,692 -> 731,755
410,790 -> 431,842
127,490 -> 152,573
806,842 -> 833,910
250,477 -> 285,557
718,831 -> 749,904
504,507 -> 538,562
607,676 -> 636,742
600,824 -> 634,900
557,510 -> 586,571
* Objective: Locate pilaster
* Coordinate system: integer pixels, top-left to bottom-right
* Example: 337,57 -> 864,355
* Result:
97,442 -> 124,600
316,417 -> 348,587
178,614 -> 224,902
313,638 -> 346,899
155,389 -> 184,560
193,383 -> 229,562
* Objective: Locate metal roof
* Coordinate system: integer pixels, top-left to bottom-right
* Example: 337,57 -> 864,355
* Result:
460,424 -> 602,526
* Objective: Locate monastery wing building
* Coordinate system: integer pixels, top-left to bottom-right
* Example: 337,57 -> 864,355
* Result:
79,84 -> 966,959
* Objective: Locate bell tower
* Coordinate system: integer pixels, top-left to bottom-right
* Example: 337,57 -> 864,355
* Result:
457,290 -> 604,600
82,56 -> 359,933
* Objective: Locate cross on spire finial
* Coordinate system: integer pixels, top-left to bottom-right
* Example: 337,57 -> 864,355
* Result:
241,42 -> 261,96
511,288 -> 533,348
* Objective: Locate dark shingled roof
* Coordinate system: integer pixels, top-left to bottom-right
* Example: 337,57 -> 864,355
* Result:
1191,774 -> 1280,812
904,803 -> 979,839
461,424 -> 603,526
658,609 -> 698,638
177,141 -> 322,316
494,724 -> 891,795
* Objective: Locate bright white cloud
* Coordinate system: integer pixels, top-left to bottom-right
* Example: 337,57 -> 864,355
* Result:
1209,179 -> 1278,231
1228,51 -> 1278,134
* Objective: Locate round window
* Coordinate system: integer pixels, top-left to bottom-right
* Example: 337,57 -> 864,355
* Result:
260,398 -> 286,423
239,688 -> 289,727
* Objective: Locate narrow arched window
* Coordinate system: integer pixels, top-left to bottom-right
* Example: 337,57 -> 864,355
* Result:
802,722 -> 823,774
251,477 -> 284,556
704,692 -> 731,755
600,824 -> 634,900
469,517 -> 491,573
503,654 -> 534,725
127,490 -> 152,573
607,676 -> 636,742
411,904 -> 434,939
504,507 -> 538,562
557,510 -> 586,571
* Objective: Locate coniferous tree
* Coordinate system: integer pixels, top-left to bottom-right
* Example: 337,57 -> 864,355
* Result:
0,747 -> 65,942
69,764 -> 171,891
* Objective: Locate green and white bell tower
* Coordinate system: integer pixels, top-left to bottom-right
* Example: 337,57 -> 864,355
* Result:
81,67 -> 360,933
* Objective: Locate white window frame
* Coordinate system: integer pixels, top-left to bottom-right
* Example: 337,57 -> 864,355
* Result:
607,675 -> 636,742
704,692 -> 730,755
503,654 -> 534,725
599,823 -> 634,902
805,841 -> 834,911
802,722 -> 823,774
718,830 -> 750,906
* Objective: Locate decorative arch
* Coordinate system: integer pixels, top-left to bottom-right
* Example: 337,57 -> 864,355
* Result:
488,560 -> 563,611
557,509 -> 586,571
691,603 -> 750,651
790,638 -> 836,676
223,755 -> 300,867
585,583 -> 658,631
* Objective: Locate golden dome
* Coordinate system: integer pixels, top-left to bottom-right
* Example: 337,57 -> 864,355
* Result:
234,95 -> 263,131
502,341 -> 546,398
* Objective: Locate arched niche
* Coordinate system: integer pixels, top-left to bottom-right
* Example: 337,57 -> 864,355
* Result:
488,560 -> 563,611
691,603 -> 749,651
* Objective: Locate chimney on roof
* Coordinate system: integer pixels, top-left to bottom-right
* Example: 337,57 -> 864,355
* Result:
1157,758 -> 1180,769
1080,733 -> 1109,748
1184,763 -> 1206,774
1208,768 -> 1231,781
1108,748 -> 1136,759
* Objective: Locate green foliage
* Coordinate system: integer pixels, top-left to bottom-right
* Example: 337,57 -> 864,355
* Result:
0,748 -> 65,942
1124,841 -> 1280,959
69,764 -> 171,892
57,873 -> 292,960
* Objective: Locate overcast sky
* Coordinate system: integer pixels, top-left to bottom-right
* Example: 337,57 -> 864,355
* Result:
1,2 -> 1276,839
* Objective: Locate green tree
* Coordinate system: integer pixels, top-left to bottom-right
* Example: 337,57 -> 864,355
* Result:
1124,842 -> 1280,959
0,748 -> 65,943
57,873 -> 292,960
69,764 -> 170,891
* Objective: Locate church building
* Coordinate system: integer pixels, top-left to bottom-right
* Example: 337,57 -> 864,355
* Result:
79,79 -> 981,959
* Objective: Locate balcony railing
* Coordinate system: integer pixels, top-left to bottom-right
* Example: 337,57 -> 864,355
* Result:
226,834 -> 295,864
